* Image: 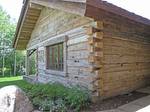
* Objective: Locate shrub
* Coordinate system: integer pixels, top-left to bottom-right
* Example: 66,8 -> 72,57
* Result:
21,82 -> 90,111
65,87 -> 90,111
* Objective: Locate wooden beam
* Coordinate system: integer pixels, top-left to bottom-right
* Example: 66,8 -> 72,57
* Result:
27,12 -> 40,17
14,0 -> 29,49
22,25 -> 35,29
27,8 -> 41,14
23,22 -> 37,26
30,0 -> 86,16
18,39 -> 29,43
62,0 -> 86,3
89,46 -> 103,53
26,15 -> 39,20
19,35 -> 30,39
89,66 -> 103,72
19,36 -> 30,39
92,21 -> 104,30
29,3 -> 44,10
24,19 -> 37,24
85,27 -> 102,35
95,42 -> 103,48
88,37 -> 102,45
22,27 -> 34,31
93,32 -> 103,39
21,30 -> 33,33
95,51 -> 103,57
20,32 -> 32,36
88,55 -> 102,63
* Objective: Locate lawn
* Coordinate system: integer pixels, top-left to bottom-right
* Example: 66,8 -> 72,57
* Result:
0,76 -> 30,88
0,76 -> 90,111
0,76 -> 22,82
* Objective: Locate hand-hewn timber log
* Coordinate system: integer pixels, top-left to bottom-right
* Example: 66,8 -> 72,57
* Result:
88,37 -> 102,45
62,0 -> 86,3
29,3 -> 44,10
88,55 -> 102,63
89,66 -> 103,72
93,32 -> 103,39
92,21 -> 104,30
30,0 -> 86,16
84,27 -> 102,35
89,46 -> 103,53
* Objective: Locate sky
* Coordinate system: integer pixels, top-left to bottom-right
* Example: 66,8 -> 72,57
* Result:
0,0 -> 150,21
0,0 -> 23,21
106,0 -> 150,20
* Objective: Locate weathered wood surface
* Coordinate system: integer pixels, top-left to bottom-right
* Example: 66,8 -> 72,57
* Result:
27,7 -> 92,48
62,0 -> 86,3
68,42 -> 88,51
26,7 -> 99,93
86,4 -> 150,39
101,35 -> 150,99
15,6 -> 42,49
15,0 -> 150,50
82,21 -> 104,101
25,6 -> 150,101
31,0 -> 86,16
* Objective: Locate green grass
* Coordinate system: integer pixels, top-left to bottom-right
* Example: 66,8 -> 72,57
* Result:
0,76 -> 31,88
0,76 -> 90,111
0,76 -> 22,82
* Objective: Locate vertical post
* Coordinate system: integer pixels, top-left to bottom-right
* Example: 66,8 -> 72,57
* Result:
2,33 -> 4,77
2,53 -> 5,76
26,50 -> 29,76
14,50 -> 16,76
36,49 -> 38,76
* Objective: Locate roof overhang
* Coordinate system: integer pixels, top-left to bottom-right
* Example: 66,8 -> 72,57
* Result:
86,0 -> 150,25
13,0 -> 150,50
62,0 -> 86,3
13,0 -> 87,50
30,0 -> 87,16
13,0 -> 43,50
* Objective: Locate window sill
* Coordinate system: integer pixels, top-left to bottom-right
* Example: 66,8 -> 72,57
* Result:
45,69 -> 67,77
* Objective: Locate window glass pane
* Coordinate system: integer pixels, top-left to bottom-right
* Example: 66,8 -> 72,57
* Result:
47,43 -> 63,71
52,47 -> 55,69
60,44 -> 63,70
49,47 -> 52,68
54,45 -> 58,70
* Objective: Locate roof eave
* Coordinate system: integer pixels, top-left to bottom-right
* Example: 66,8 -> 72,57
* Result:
13,0 -> 29,50
86,0 -> 150,26
13,0 -> 150,50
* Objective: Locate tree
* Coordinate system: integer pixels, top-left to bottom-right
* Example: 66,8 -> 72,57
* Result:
0,6 -> 26,76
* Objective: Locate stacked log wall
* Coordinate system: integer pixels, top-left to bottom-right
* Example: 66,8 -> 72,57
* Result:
101,20 -> 150,98
27,7 -> 102,95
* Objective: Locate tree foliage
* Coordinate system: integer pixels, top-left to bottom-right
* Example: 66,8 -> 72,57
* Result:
0,6 -> 26,76
0,6 -> 16,40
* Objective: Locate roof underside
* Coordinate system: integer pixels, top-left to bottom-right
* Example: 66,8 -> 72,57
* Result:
13,0 -> 150,50
14,1 -> 42,50
13,0 -> 87,50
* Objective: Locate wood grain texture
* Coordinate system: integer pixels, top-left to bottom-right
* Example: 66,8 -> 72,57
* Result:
101,35 -> 150,99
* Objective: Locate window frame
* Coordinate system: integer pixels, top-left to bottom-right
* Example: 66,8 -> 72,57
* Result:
45,36 -> 68,77
46,42 -> 64,71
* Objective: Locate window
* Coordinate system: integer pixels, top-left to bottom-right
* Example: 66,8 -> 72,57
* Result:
46,43 -> 64,71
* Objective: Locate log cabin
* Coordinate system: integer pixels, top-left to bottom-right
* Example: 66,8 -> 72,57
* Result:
13,0 -> 150,100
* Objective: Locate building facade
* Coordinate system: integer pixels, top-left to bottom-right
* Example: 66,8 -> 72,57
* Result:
13,0 -> 150,100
